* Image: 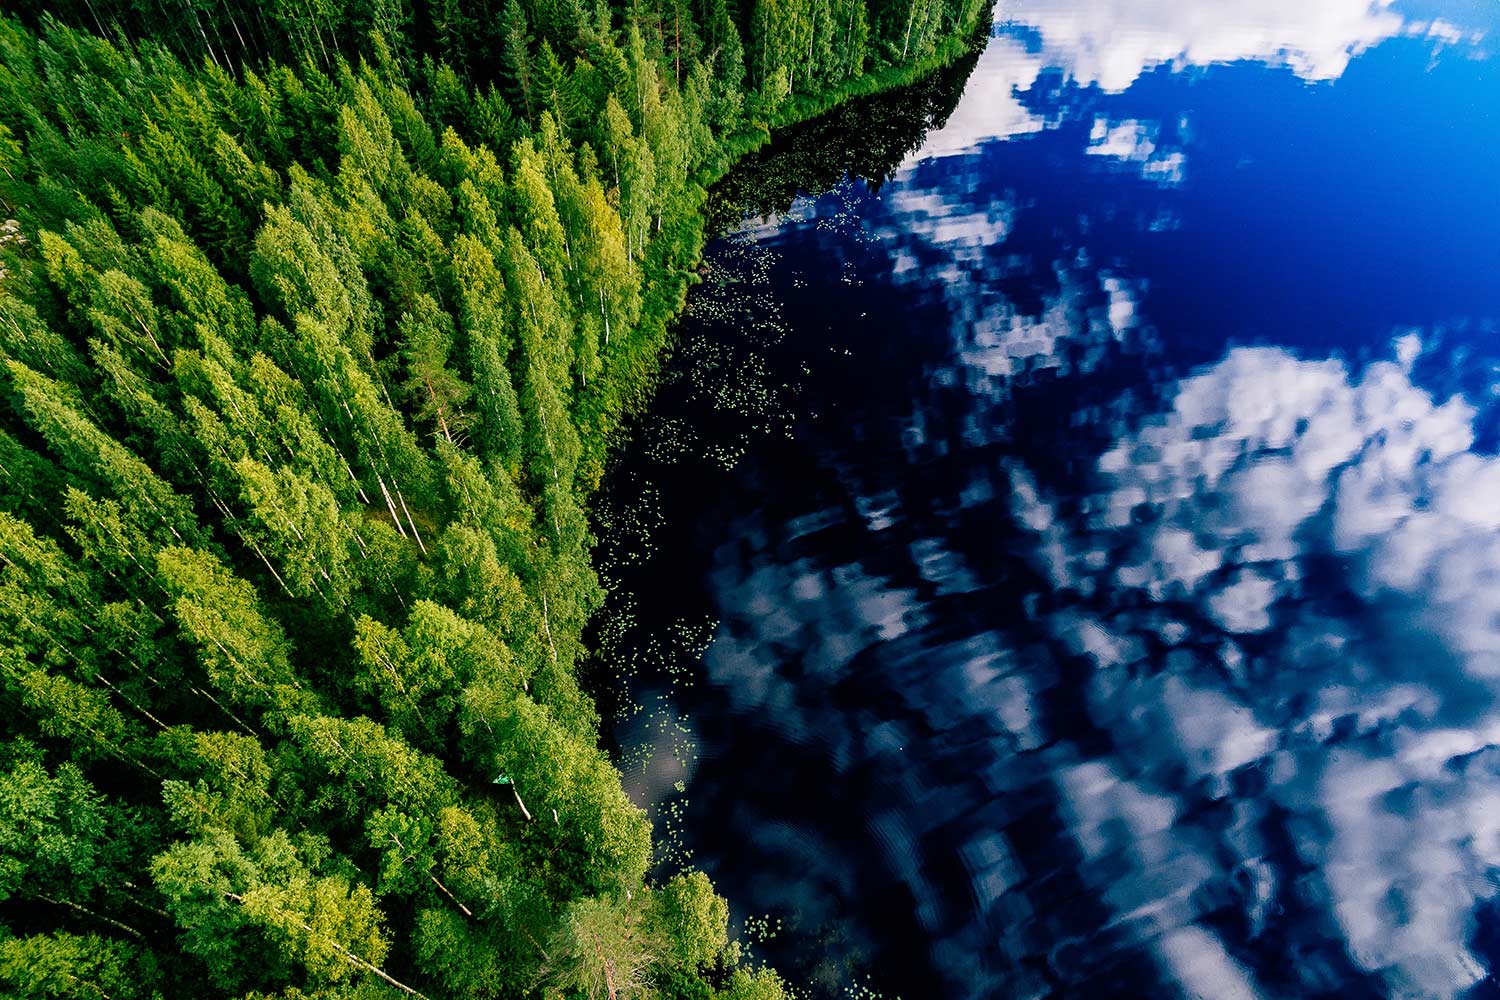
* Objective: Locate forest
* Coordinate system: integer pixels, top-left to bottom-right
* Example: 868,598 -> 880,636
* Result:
0,0 -> 989,996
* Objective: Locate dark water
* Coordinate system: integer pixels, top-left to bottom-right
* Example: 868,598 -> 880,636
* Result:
594,4 -> 1500,997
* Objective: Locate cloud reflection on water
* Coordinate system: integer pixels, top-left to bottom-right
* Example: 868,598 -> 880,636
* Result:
1004,0 -> 1448,90
1017,339 -> 1500,997
701,191 -> 1500,1000
647,259 -> 1500,995
606,6 -> 1500,997
915,0 -> 1489,160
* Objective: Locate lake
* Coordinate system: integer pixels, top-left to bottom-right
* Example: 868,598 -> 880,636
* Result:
594,3 -> 1500,997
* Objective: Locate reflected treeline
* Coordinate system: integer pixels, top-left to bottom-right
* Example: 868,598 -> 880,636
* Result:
704,50 -> 983,234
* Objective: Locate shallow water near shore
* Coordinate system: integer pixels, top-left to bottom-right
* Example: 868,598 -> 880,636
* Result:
596,3 -> 1500,996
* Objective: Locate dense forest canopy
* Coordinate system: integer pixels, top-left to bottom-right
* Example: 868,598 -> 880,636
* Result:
0,0 -> 988,996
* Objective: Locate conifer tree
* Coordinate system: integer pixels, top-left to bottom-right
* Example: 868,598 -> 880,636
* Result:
501,0 -> 539,120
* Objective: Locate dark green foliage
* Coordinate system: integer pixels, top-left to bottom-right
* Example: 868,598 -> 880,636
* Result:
0,1 -> 988,996
704,46 -> 978,230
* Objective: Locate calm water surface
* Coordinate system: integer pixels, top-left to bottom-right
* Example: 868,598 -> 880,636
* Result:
596,3 -> 1500,996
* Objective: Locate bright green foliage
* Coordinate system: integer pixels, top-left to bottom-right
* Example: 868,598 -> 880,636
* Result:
155,546 -> 312,718
354,600 -> 519,750
158,728 -> 276,841
150,827 -> 393,993
399,294 -> 475,447
649,871 -> 730,971
0,0 -> 986,995
0,760 -> 109,904
0,932 -> 160,1000
721,968 -> 792,1000
6,361 -> 201,549
229,459 -> 357,604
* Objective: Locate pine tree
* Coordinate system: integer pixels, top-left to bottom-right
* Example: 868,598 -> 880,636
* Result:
500,0 -> 538,121
540,894 -> 654,1000
534,41 -> 570,129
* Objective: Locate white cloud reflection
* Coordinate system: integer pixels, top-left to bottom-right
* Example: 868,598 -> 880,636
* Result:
914,34 -> 1047,159
1001,0 -> 1426,91
1086,117 -> 1187,185
910,0 -> 1484,161
875,175 -> 1148,432
1014,337 -> 1500,996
